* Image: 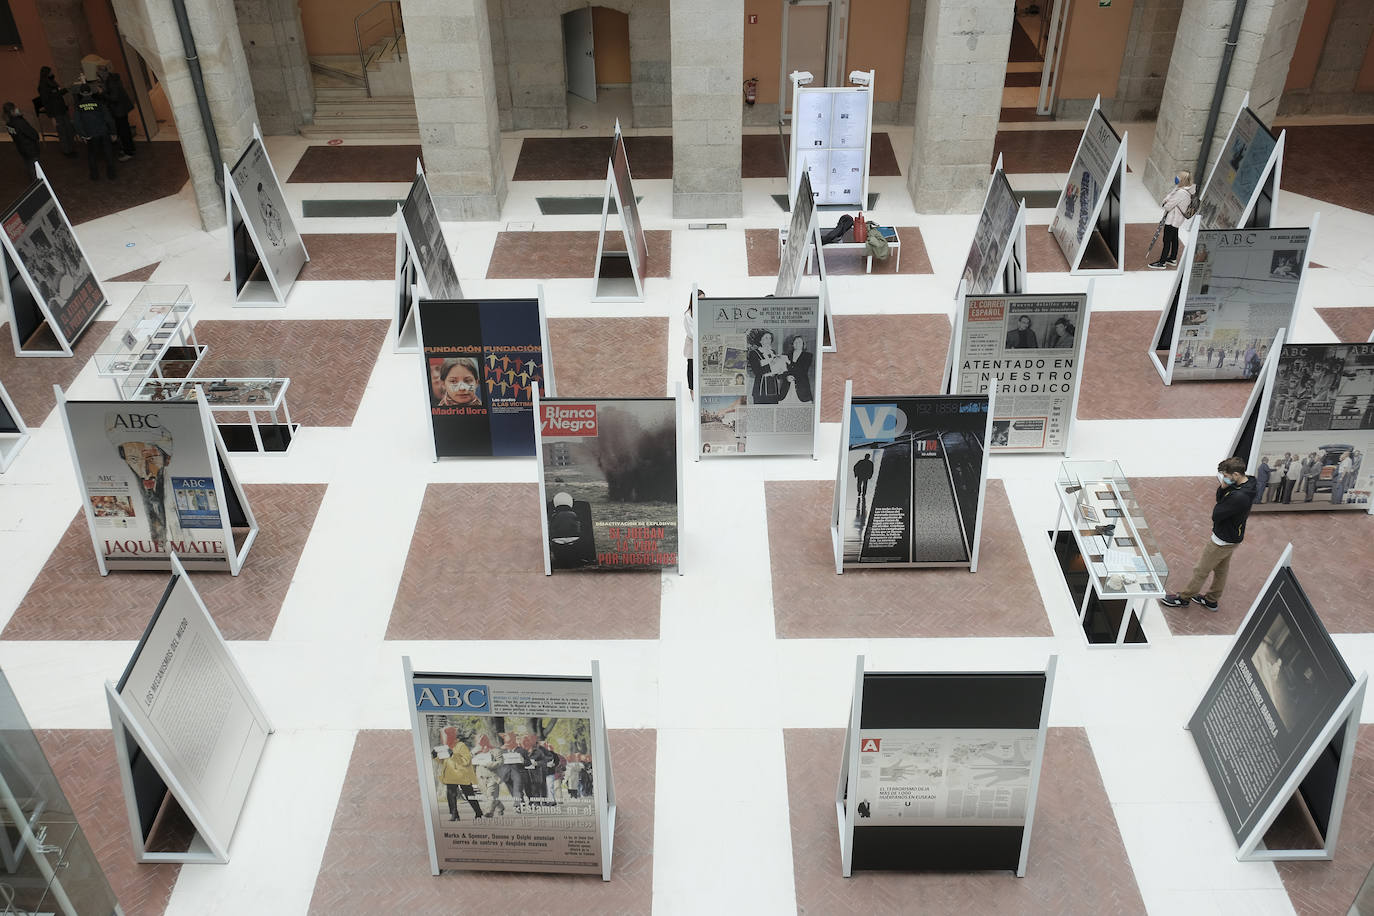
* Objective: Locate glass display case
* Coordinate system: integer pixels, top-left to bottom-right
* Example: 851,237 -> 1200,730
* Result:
1052,459 -> 1170,646
130,359 -> 295,454
93,284 -> 205,399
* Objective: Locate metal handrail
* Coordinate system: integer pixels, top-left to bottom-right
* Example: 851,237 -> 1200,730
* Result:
354,0 -> 404,97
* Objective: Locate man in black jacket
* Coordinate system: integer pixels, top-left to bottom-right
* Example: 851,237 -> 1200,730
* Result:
96,64 -> 136,160
36,67 -> 76,156
71,83 -> 116,181
1161,457 -> 1258,611
4,102 -> 40,179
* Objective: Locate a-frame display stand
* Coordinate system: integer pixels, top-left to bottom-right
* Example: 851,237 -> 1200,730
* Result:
956,155 -> 1028,300
56,385 -> 259,575
832,381 -> 996,573
394,159 -> 463,353
1187,546 -> 1367,861
1227,326 -> 1285,474
106,555 -> 274,863
1148,215 -> 1318,385
787,70 -> 876,208
225,124 -> 309,308
836,655 -> 1057,876
592,121 -> 647,302
776,171 -> 837,353
1048,97 -> 1126,275
1197,92 -> 1285,231
1,164 -> 110,356
0,378 -> 29,471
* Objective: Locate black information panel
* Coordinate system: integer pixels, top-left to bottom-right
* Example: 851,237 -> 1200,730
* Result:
1188,568 -> 1353,845
851,673 -> 1046,871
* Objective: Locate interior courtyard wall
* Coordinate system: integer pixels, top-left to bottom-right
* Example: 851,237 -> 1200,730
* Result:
671,0 -> 743,217
1278,0 -> 1374,115
233,0 -> 315,134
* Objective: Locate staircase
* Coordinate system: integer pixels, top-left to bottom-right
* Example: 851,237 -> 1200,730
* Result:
304,36 -> 418,140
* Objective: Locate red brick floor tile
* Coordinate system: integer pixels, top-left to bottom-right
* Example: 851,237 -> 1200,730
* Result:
387,483 -> 660,641
766,480 -> 1050,638
744,227 -> 932,277
190,319 -> 388,427
1278,726 -> 1374,915
1284,125 -> 1374,215
297,233 -> 395,282
513,135 -> 672,181
307,729 -> 655,915
286,144 -> 422,183
485,230 -> 671,280
547,317 -> 667,398
785,727 -> 1145,914
1026,223 -> 1176,274
1076,311 -> 1255,420
0,142 -> 189,225
107,261 -> 160,283
993,128 -> 1129,176
4,484 -> 325,641
819,314 -> 951,423
0,320 -> 110,421
1131,476 -> 1374,635
1317,307 -> 1374,345
36,729 -> 179,916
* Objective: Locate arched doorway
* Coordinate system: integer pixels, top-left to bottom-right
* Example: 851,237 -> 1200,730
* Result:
561,5 -> 632,129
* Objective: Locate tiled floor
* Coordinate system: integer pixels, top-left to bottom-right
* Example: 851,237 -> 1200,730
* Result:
37,729 -> 180,916
992,129 -> 1129,175
286,144 -> 422,183
191,319 -> 389,427
817,314 -> 950,423
486,229 -> 672,279
297,233 -> 396,281
784,728 -> 1145,915
766,480 -> 1051,638
1131,477 -> 1374,635
744,226 -> 933,277
547,316 -> 668,397
1075,311 -> 1256,420
1317,306 -> 1374,343
387,483 -> 661,640
0,141 -> 189,225
0,320 -> 111,421
5,484 -> 325,640
308,729 -> 657,915
1025,222 -> 1180,273
1283,124 -> 1374,215
107,261 -> 160,283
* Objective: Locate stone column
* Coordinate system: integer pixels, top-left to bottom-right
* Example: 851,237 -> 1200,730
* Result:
897,0 -> 928,125
631,0 -> 672,127
233,0 -> 315,135
1110,0 -> 1185,122
670,0 -> 743,218
1279,0 -> 1374,116
403,0 -> 506,220
37,0 -> 97,83
1143,0 -> 1306,199
112,0 -> 261,230
906,0 -> 1012,213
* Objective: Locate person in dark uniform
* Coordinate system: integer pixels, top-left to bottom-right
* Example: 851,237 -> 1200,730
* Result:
3,102 -> 40,179
36,67 -> 76,156
853,452 -> 874,501
72,83 -> 116,181
97,64 -> 136,160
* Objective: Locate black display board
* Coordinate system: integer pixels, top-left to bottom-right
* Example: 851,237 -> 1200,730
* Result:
1188,562 -> 1357,852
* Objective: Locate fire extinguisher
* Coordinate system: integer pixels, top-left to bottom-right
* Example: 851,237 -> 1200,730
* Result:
744,77 -> 758,106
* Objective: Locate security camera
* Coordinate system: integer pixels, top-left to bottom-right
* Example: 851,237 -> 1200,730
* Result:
789,70 -> 814,86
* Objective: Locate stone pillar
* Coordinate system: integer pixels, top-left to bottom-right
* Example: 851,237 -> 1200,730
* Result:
403,0 -> 506,220
906,0 -> 1012,213
897,0 -> 928,125
36,0 -> 97,85
670,0 -> 743,218
1110,0 -> 1185,122
631,0 -> 672,127
233,0 -> 315,135
499,0 -> 567,130
111,0 -> 261,230
1143,0 -> 1306,200
1279,0 -> 1374,116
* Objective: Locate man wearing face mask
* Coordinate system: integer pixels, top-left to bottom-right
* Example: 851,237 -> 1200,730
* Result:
1161,457 -> 1257,611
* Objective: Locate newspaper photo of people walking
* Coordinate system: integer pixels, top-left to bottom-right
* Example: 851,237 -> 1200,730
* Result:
839,395 -> 991,567
697,296 -> 821,456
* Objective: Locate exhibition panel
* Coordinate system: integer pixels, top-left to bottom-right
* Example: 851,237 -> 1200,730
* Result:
536,395 -> 680,573
225,126 -> 309,307
775,171 -> 836,351
1188,547 -> 1366,860
835,392 -> 993,570
788,71 -> 876,208
1198,98 -> 1283,232
0,375 -> 28,471
958,159 -> 1027,299
950,291 -> 1088,454
393,163 -> 464,353
1047,98 -> 1126,275
593,123 -> 648,302
106,557 -> 273,863
417,297 -> 552,459
1,166 -> 108,356
403,660 -> 615,878
1151,224 -> 1314,384
696,296 -> 822,458
837,656 -> 1055,876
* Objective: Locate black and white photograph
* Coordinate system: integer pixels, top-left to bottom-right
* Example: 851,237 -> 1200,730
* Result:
1250,613 -> 1318,733
2,179 -> 105,345
229,137 -> 306,291
403,172 -> 462,299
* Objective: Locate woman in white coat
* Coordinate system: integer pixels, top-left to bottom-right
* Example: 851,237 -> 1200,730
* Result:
1150,169 -> 1195,269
